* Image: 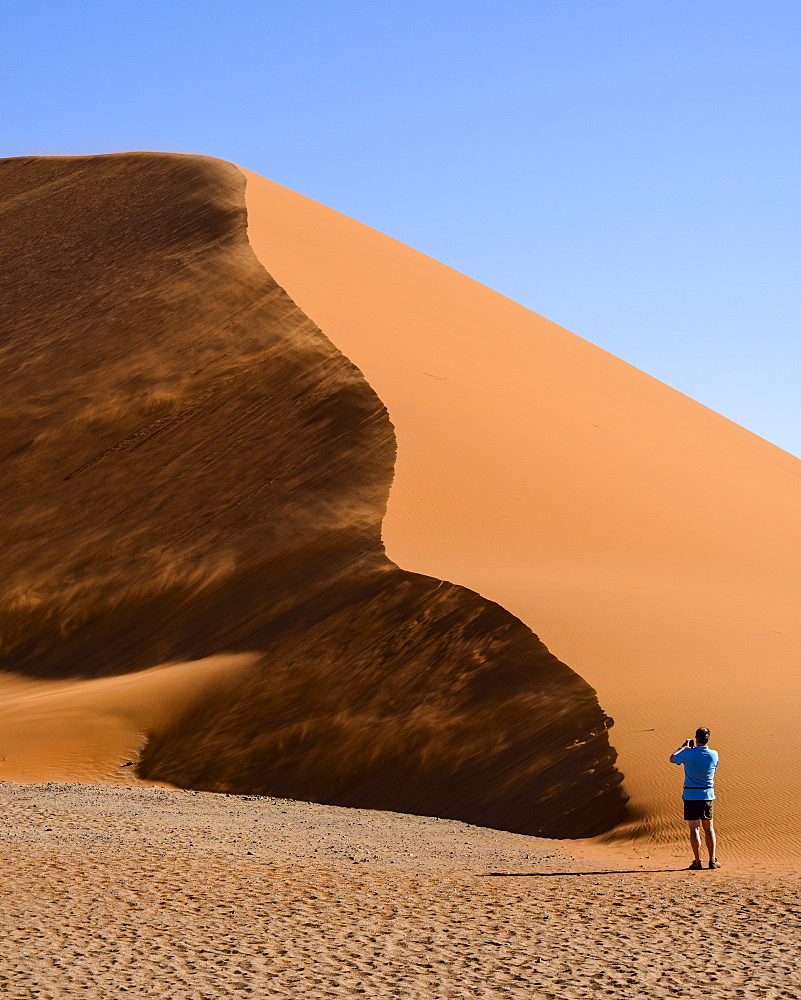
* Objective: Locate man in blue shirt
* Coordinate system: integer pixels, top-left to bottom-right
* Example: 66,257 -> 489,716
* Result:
669,727 -> 720,870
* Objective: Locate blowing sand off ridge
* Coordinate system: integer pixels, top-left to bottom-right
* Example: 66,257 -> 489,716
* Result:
242,171 -> 801,863
0,153 -> 624,836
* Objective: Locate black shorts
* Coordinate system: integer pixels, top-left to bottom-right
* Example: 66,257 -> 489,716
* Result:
684,800 -> 714,821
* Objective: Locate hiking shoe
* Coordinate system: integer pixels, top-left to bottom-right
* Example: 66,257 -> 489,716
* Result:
709,859 -> 721,869
687,860 -> 703,870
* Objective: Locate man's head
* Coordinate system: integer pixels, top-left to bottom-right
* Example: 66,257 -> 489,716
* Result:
695,727 -> 711,745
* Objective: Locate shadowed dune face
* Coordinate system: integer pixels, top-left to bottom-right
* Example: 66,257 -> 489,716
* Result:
1,154 -> 391,676
139,574 -> 621,837
0,153 -> 626,837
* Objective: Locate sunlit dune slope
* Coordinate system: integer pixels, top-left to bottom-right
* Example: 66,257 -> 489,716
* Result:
242,169 -> 801,861
0,153 -> 625,836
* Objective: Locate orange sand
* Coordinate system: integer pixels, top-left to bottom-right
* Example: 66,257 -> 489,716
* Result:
242,169 -> 801,863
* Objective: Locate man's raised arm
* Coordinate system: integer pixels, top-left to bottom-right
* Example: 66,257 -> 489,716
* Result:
670,739 -> 691,764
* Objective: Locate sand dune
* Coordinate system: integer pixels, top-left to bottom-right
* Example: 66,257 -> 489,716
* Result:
7,151 -> 798,858
0,153 -> 624,837
242,170 -> 801,862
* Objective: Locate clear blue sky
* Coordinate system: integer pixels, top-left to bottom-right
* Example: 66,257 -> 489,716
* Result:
3,1 -> 799,457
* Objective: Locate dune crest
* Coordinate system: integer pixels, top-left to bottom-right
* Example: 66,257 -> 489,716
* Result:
0,153 -> 625,837
241,169 -> 801,861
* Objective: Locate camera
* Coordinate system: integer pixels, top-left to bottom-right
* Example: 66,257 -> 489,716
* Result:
688,739 -> 695,748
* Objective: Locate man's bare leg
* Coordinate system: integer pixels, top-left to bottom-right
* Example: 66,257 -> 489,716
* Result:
687,820 -> 702,863
702,819 -> 717,863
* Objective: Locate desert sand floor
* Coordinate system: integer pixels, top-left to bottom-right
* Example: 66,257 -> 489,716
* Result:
1,783 -> 798,999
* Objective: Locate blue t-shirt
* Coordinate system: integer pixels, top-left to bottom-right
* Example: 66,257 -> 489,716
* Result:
673,746 -> 718,800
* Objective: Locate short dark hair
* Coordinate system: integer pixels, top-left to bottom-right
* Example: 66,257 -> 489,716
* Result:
695,728 -> 710,745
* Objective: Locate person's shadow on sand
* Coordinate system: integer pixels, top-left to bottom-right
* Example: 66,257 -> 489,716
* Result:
484,869 -> 682,877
